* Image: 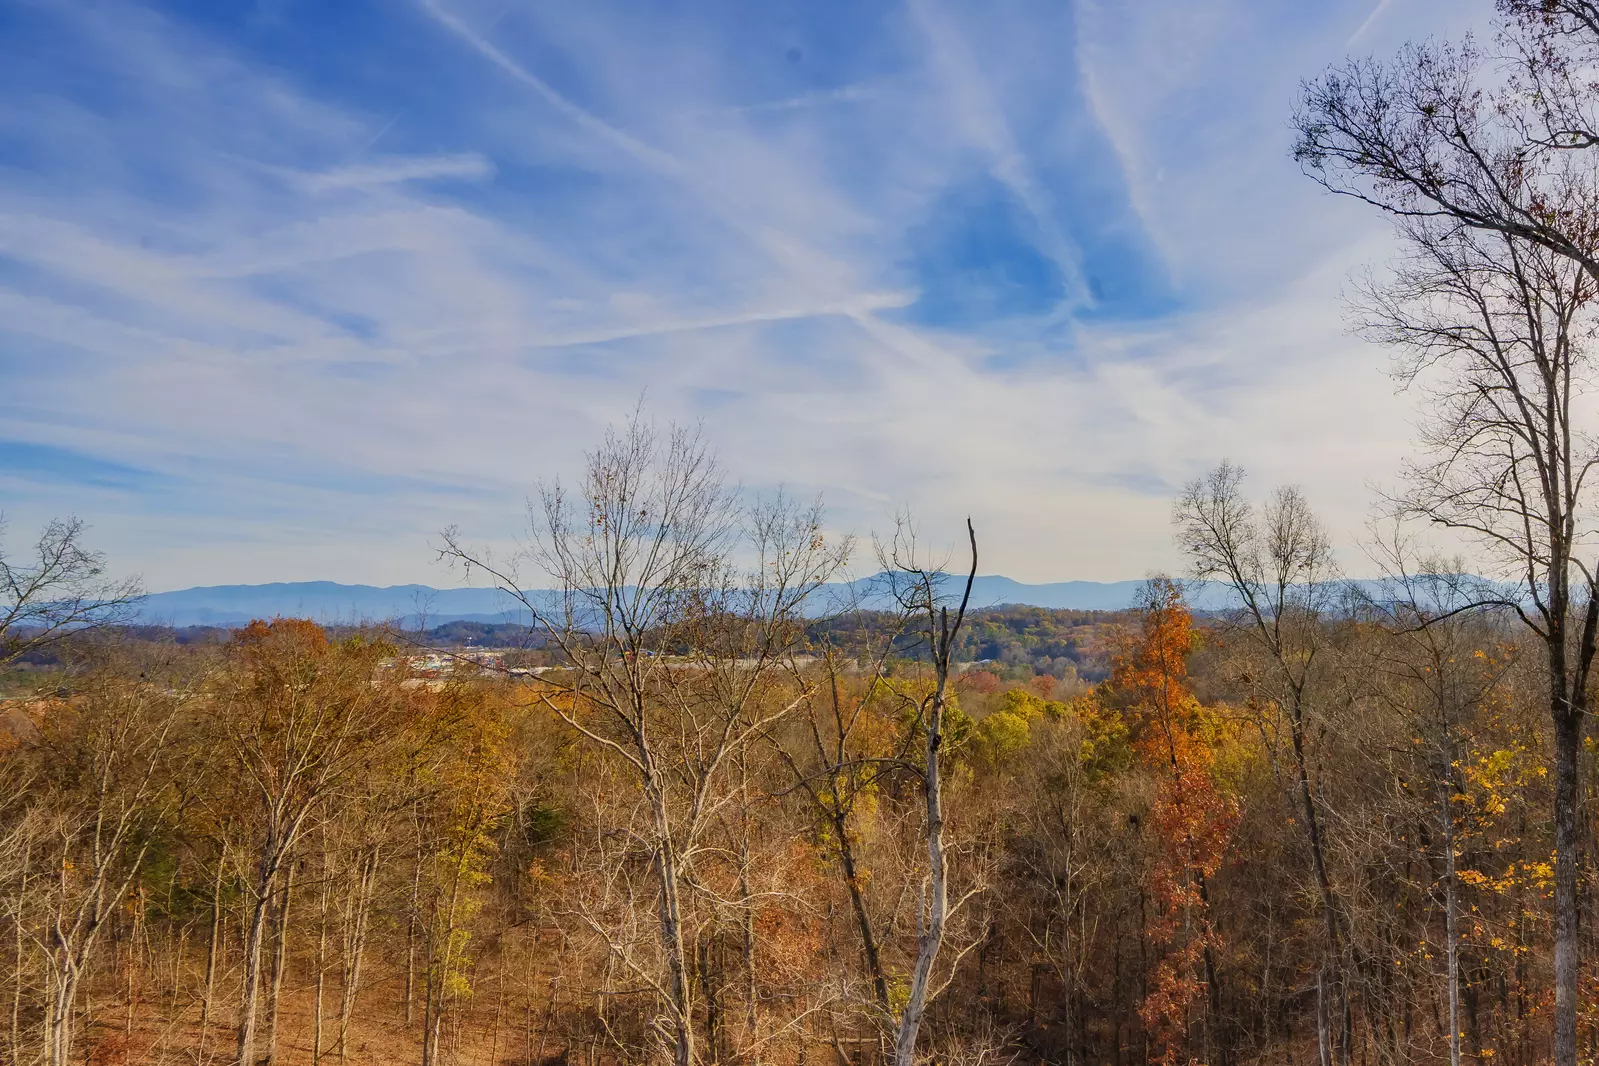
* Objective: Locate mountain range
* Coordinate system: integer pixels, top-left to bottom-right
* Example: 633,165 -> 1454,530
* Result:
133,576 -> 1238,628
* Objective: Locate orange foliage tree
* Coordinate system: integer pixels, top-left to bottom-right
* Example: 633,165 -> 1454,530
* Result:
1108,578 -> 1238,1065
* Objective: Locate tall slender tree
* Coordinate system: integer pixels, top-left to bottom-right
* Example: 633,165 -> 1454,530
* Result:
882,518 -> 979,1066
1348,209 -> 1599,1066
440,413 -> 849,1066
1175,467 -> 1352,1066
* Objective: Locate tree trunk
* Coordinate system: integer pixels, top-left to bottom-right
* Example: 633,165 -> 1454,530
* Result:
489,972 -> 505,1066
125,891 -> 142,1045
1552,696 -> 1581,1066
1290,699 -> 1345,1066
315,861 -> 331,1065
534,978 -> 558,1066
1317,969 -> 1331,1066
11,840 -> 30,1064
700,935 -> 721,1063
43,964 -> 82,1066
405,856 -> 421,1029
338,849 -> 377,1061
891,529 -> 975,1066
201,852 -> 226,1058
739,768 -> 759,1063
1197,870 -> 1225,1066
235,853 -> 279,1066
421,932 -> 436,1066
264,862 -> 295,1066
42,880 -> 121,1066
834,810 -> 890,1012
1440,767 -> 1462,1066
43,881 -> 128,1066
653,818 -> 696,1066
893,678 -> 951,1066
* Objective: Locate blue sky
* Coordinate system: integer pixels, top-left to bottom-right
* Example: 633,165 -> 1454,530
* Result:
0,0 -> 1489,590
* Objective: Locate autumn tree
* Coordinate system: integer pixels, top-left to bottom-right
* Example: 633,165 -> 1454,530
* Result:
771,635 -> 910,1028
414,684 -> 514,1066
440,413 -> 849,1066
1103,578 -> 1236,1065
0,660 -> 187,1066
211,619 -> 410,1066
1359,552 -> 1514,1066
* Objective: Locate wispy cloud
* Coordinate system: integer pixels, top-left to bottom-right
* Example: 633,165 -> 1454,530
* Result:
716,84 -> 877,116
298,153 -> 495,192
908,0 -> 1088,308
0,0 -> 1495,589
0,441 -> 170,492
414,0 -> 686,176
1348,0 -> 1397,45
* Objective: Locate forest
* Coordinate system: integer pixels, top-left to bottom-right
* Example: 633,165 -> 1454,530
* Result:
13,2 -> 1599,1065
1,442 -> 1588,1066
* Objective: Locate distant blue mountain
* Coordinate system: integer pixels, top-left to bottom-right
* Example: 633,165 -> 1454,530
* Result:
953,576 -> 1152,611
132,574 -> 1470,628
135,575 -> 1216,627
133,582 -> 546,628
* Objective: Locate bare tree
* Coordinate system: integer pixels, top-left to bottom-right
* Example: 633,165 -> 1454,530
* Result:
1359,546 -> 1512,1066
0,516 -> 141,668
1292,8 -> 1599,286
881,518 -> 981,1066
1349,209 -> 1599,1066
213,621 -> 408,1066
332,808 -> 389,1061
1174,467 -> 1352,1066
15,667 -> 186,1066
771,634 -> 909,1024
439,413 -> 849,1066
